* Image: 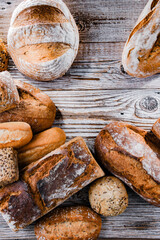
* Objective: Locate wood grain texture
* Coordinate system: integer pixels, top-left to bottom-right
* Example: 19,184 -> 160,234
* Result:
0,0 -> 160,239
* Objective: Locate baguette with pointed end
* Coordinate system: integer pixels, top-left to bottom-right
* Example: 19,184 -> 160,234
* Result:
18,127 -> 66,168
122,0 -> 160,78
0,148 -> 19,188
0,80 -> 56,133
0,122 -> 32,148
0,137 -> 104,231
35,206 -> 102,240
7,0 -> 79,81
0,71 -> 19,113
95,121 -> 160,206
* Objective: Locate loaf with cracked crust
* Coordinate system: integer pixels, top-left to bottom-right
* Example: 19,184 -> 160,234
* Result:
35,206 -> 102,240
0,39 -> 8,72
122,0 -> 160,78
0,71 -> 19,113
7,0 -> 79,81
0,148 -> 19,188
0,79 -> 56,133
0,137 -> 104,231
18,127 -> 66,168
95,121 -> 160,206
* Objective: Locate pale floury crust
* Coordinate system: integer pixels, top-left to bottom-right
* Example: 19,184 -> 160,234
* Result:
7,0 -> 79,81
122,0 -> 160,78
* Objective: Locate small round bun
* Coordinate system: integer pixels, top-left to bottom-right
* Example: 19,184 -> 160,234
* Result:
0,39 -> 8,72
89,176 -> 128,217
7,0 -> 79,81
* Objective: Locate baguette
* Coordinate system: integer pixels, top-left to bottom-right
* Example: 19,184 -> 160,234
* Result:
95,121 -> 160,206
0,80 -> 56,133
35,206 -> 102,240
0,137 -> 104,231
0,122 -> 32,148
18,127 -> 66,168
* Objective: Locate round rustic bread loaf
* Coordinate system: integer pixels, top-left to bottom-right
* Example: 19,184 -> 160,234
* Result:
7,0 -> 79,81
89,176 -> 128,216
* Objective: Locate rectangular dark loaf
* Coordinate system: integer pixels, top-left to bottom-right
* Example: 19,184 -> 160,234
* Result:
95,121 -> 160,206
0,137 -> 104,231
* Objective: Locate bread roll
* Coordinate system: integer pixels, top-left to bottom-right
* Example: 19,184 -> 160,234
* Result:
95,121 -> 160,206
122,0 -> 160,78
8,0 -> 79,81
0,79 -> 56,133
0,122 -> 32,148
35,206 -> 102,240
0,71 -> 19,113
0,148 -> 19,188
0,39 -> 8,72
89,176 -> 128,216
0,137 -> 104,231
18,127 -> 66,168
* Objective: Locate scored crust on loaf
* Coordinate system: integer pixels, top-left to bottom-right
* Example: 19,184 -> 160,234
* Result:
0,71 -> 19,113
122,0 -> 160,78
8,0 -> 79,81
95,122 -> 160,206
35,206 -> 102,240
0,148 -> 19,188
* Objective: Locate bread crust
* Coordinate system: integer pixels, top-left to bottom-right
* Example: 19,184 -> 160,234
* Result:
0,122 -> 32,148
0,137 -> 104,231
8,0 -> 79,81
122,0 -> 160,78
35,206 -> 102,240
95,121 -> 160,206
0,80 -> 56,133
18,127 -> 66,168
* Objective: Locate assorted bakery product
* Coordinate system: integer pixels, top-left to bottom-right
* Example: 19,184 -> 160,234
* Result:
35,206 -> 102,240
122,0 -> 160,78
0,122 -> 32,148
95,121 -> 160,206
89,176 -> 128,216
0,39 -> 8,72
0,137 -> 104,231
0,148 -> 19,188
18,127 -> 66,168
0,71 -> 19,113
0,78 -> 56,133
7,0 -> 79,81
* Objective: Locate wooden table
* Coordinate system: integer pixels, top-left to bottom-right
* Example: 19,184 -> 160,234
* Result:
1,0 -> 160,239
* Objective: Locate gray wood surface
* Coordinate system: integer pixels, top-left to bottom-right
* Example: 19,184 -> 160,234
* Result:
0,0 -> 160,239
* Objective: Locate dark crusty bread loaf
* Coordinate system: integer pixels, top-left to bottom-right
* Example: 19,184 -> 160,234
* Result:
0,80 -> 56,133
95,121 -> 160,206
35,206 -> 102,240
0,137 -> 104,231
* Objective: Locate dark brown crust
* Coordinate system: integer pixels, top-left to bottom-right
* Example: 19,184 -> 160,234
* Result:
95,122 -> 160,206
0,80 -> 56,133
34,206 -> 102,240
0,137 -> 104,231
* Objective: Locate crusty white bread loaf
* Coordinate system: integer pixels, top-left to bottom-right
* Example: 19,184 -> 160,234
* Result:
7,0 -> 79,81
0,137 -> 104,231
18,127 -> 66,168
0,71 -> 19,113
122,0 -> 160,78
0,148 -> 19,188
0,122 -> 33,148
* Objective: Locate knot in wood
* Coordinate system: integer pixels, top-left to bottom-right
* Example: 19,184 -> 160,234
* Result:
139,96 -> 158,112
76,19 -> 86,32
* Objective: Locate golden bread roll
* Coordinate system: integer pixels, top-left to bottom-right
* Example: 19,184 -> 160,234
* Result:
7,0 -> 79,81
0,122 -> 32,148
18,127 -> 66,168
122,0 -> 160,78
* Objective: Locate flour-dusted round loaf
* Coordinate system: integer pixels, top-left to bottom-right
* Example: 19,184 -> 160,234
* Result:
89,176 -> 128,217
7,0 -> 79,81
122,0 -> 160,78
